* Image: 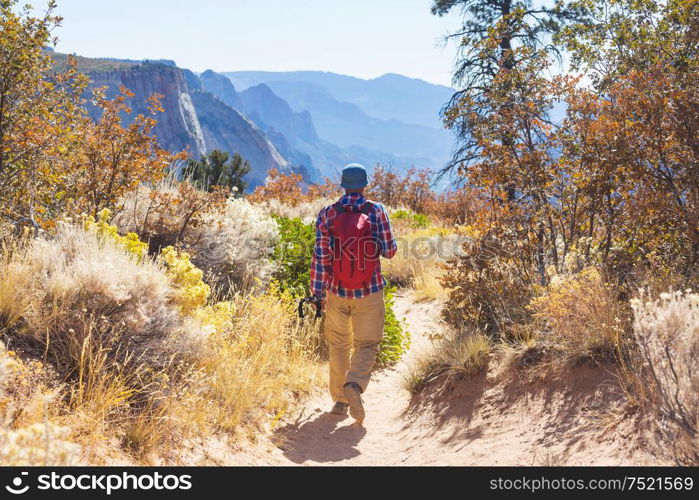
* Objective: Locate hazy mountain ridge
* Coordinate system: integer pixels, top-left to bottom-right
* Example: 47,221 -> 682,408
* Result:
224,70 -> 454,128
224,71 -> 455,173
51,51 -> 456,186
227,79 -> 446,179
199,72 -> 321,180
71,59 -> 294,187
199,69 -> 245,112
257,80 -> 452,158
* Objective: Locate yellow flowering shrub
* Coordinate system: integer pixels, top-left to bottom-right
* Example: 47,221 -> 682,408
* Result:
83,211 -> 218,320
83,208 -> 148,259
192,300 -> 235,335
159,246 -> 210,315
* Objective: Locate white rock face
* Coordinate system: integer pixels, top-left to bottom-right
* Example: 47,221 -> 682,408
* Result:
178,91 -> 206,155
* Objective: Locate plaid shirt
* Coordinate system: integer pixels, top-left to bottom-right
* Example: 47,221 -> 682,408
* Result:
310,193 -> 397,299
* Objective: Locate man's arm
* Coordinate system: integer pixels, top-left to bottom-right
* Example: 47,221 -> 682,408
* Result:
310,208 -> 332,298
374,203 -> 397,259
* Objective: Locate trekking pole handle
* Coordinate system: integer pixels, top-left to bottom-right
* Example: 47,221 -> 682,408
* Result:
297,296 -> 323,319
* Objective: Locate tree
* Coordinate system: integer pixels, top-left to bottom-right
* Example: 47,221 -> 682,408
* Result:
556,0 -> 699,270
0,1 -> 179,227
560,64 -> 699,273
0,0 -> 87,229
69,86 -> 184,217
184,149 -> 250,195
366,165 -> 435,214
306,176 -> 341,200
432,0 -> 585,181
439,0 -> 699,334
556,0 -> 699,89
247,169 -> 305,206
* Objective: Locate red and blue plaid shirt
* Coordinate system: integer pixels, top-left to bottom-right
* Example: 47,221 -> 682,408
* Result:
310,193 -> 397,299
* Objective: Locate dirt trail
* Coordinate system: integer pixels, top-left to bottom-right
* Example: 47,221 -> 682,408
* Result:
266,292 -> 439,465
214,291 -> 659,466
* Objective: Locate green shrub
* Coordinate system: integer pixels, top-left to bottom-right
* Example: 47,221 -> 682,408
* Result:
271,217 -> 410,365
392,209 -> 430,229
378,285 -> 411,366
271,215 -> 315,297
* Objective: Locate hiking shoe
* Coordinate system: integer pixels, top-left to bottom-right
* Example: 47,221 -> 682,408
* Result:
331,402 -> 348,416
343,382 -> 365,423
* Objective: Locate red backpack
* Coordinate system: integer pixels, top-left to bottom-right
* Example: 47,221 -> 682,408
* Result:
329,201 -> 380,291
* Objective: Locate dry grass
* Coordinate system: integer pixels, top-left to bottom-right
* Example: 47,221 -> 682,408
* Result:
0,224 -> 325,464
411,261 -> 449,302
0,343 -> 80,465
0,239 -> 36,333
527,267 -> 628,362
0,226 -> 186,461
382,225 -> 459,301
12,225 -> 177,373
405,330 -> 490,394
631,289 -> 699,465
193,286 -> 324,433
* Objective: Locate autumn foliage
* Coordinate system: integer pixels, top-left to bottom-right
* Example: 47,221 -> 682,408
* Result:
1,0 -> 697,466
433,0 -> 698,463
440,1 -> 698,337
70,86 -> 185,218
0,1 -> 182,234
0,0 -> 85,230
247,169 -> 306,206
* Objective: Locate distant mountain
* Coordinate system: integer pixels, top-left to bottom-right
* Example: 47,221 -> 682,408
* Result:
188,91 -> 290,187
224,70 -> 454,129
84,64 -> 206,156
224,71 -> 455,173
203,77 -> 442,178
198,72 -> 321,179
238,84 -> 330,177
57,55 -> 294,187
51,52 -> 458,186
199,69 -> 244,111
256,80 -> 453,158
239,83 -> 320,148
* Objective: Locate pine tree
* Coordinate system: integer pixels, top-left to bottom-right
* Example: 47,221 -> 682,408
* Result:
432,0 -> 586,183
185,150 -> 251,195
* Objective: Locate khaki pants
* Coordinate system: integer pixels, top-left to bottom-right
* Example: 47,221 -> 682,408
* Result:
325,290 -> 385,403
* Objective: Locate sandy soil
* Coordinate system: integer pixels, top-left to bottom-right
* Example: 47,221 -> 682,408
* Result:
201,291 -> 661,466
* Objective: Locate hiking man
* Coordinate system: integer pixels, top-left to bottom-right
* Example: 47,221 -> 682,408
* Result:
310,163 -> 397,424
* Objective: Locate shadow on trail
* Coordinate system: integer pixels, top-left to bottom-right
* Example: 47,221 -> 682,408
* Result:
273,411 -> 367,464
401,358 -> 622,451
400,368 -> 489,443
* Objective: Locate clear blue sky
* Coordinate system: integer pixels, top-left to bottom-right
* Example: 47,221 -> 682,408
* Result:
48,0 -> 462,87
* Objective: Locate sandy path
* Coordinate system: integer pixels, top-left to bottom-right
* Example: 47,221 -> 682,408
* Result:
213,290 -> 658,466
268,291 -> 440,465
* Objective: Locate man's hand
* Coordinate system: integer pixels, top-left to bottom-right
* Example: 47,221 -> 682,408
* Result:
313,295 -> 325,314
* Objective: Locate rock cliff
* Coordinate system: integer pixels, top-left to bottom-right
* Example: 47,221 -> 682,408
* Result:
83,63 -> 291,188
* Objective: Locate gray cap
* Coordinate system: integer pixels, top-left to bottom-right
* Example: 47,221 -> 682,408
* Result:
340,163 -> 368,190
